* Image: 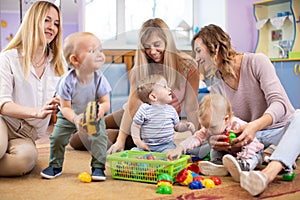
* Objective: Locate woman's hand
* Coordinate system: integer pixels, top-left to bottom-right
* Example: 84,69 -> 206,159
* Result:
231,123 -> 256,148
107,140 -> 125,154
107,131 -> 128,154
208,134 -> 231,152
35,97 -> 60,119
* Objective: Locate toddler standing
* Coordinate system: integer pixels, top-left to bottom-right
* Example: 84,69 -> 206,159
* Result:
41,32 -> 111,181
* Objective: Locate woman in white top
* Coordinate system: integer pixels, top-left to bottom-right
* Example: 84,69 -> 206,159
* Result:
0,1 -> 66,176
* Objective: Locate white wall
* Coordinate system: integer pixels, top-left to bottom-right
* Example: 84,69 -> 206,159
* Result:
194,0 -> 226,32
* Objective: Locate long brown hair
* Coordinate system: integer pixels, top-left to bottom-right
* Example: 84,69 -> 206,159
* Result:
132,18 -> 196,89
192,24 -> 237,78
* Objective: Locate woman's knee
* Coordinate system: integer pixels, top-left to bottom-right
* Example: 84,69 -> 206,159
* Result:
0,118 -> 9,158
105,109 -> 124,128
3,143 -> 38,176
69,133 -> 87,151
15,149 -> 37,175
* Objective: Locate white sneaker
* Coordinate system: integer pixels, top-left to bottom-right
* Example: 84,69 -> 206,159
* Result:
240,171 -> 268,196
223,154 -> 243,182
198,160 -> 228,176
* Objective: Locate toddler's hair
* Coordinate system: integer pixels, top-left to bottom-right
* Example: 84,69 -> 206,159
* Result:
63,32 -> 97,67
136,74 -> 165,104
198,93 -> 233,121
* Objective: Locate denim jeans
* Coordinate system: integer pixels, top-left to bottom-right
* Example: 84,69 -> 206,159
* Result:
266,109 -> 300,171
131,141 -> 176,153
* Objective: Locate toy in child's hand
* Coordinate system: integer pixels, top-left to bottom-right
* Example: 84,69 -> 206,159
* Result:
82,101 -> 99,135
223,130 -> 236,145
156,173 -> 173,194
78,172 -> 92,183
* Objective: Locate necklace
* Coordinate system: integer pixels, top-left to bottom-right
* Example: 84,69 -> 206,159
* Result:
32,55 -> 47,68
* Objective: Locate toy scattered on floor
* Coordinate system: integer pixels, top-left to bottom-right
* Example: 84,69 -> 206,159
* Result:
189,180 -> 204,190
156,173 -> 173,194
202,178 -> 215,188
224,130 -> 236,145
176,168 -> 193,186
186,163 -> 200,174
193,176 -> 204,182
210,176 -> 222,185
282,172 -> 296,181
82,101 -> 99,135
175,164 -> 222,190
78,172 -> 92,183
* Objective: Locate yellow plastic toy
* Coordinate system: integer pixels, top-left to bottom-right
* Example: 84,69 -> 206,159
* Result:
82,101 -> 99,135
78,172 -> 92,183
202,178 -> 215,188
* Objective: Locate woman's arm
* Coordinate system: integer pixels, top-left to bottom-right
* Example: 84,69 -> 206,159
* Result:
107,91 -> 142,154
0,97 -> 60,119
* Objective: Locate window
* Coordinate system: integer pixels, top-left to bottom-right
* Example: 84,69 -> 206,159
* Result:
85,0 -> 116,41
85,0 -> 194,49
84,0 -> 225,50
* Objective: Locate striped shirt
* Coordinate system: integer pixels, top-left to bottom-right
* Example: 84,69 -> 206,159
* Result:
133,103 -> 179,146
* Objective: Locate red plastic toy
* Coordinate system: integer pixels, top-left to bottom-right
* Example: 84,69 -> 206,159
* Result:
175,168 -> 193,186
210,176 -> 222,185
186,163 -> 200,174
224,130 -> 236,145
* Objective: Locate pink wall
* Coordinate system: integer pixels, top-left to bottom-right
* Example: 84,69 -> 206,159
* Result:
226,0 -> 258,53
0,12 -> 19,50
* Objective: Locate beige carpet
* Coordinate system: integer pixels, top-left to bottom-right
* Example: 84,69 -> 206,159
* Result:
1,127 -> 300,200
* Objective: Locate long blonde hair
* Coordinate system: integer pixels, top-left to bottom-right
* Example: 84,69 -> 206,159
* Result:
132,18 -> 196,89
2,1 -> 65,77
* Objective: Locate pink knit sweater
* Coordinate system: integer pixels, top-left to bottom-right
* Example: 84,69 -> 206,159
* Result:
211,53 -> 295,129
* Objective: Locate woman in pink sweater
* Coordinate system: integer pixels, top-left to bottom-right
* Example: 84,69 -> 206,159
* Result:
191,24 -> 300,196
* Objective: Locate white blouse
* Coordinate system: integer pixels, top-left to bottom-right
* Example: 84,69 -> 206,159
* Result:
0,49 -> 62,137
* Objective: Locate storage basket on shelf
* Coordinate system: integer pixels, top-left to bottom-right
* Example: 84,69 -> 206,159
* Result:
107,150 -> 190,183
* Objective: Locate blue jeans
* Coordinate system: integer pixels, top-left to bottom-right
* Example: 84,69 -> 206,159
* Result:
131,141 -> 176,153
265,109 -> 300,171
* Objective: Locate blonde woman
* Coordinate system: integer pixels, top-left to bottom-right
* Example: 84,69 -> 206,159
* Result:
105,18 -> 199,154
0,1 -> 66,176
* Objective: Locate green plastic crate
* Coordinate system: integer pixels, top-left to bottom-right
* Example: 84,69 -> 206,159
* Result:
107,150 -> 190,183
